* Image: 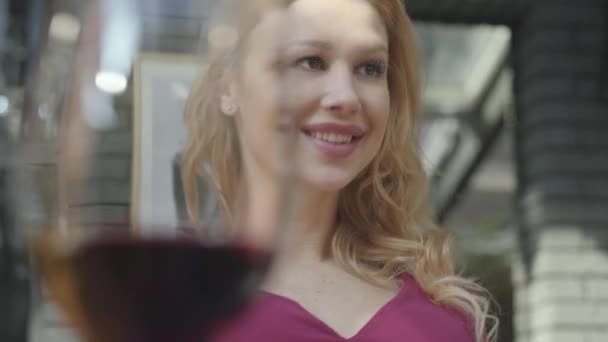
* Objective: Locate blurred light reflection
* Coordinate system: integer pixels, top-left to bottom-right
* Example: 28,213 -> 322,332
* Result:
49,12 -> 81,43
95,70 -> 127,94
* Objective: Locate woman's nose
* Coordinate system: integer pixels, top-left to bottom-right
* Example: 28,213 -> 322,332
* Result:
320,64 -> 362,116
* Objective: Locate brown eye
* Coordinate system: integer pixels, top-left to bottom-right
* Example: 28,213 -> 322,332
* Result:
357,61 -> 386,78
296,56 -> 327,71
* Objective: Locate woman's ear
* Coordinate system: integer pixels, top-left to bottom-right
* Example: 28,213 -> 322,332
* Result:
220,94 -> 238,116
219,71 -> 239,116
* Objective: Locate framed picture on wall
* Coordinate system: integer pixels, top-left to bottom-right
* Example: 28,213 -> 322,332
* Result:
131,53 -> 206,231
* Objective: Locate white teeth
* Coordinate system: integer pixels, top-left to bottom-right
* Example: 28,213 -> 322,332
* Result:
310,132 -> 352,144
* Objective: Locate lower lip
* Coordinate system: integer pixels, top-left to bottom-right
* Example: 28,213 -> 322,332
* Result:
305,134 -> 360,158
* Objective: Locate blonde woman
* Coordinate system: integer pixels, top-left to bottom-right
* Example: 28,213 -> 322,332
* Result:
182,0 -> 498,341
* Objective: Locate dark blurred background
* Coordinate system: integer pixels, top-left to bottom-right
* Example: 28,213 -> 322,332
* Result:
1,1 -> 607,341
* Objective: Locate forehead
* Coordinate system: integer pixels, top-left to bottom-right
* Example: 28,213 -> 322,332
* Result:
288,0 -> 386,38
249,0 -> 387,51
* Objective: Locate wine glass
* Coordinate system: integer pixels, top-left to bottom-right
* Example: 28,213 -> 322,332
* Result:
5,1 -> 296,341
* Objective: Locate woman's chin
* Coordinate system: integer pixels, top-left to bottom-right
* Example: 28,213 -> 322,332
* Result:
297,169 -> 356,193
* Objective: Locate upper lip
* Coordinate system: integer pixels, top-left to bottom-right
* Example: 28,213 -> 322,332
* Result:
301,122 -> 365,137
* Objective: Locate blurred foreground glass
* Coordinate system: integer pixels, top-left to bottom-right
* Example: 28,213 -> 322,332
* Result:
5,1 -> 296,341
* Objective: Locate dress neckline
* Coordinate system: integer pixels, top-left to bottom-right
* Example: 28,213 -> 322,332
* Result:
260,274 -> 415,340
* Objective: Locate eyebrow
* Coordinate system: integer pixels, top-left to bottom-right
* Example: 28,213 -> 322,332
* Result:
287,39 -> 388,55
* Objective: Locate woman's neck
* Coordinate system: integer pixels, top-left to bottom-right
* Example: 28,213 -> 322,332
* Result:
274,185 -> 339,263
240,161 -> 340,259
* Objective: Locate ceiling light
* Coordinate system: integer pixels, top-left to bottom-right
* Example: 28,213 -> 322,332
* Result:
95,71 -> 127,94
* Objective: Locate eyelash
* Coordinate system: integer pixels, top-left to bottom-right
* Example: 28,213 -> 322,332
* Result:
295,56 -> 386,78
360,61 -> 386,78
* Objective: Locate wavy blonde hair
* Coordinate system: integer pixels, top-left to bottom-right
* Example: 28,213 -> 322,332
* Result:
182,0 -> 498,341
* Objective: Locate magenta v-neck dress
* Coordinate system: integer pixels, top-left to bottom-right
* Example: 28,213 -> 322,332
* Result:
210,274 -> 475,341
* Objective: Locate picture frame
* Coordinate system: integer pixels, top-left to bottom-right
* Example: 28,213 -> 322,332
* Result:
131,52 -> 207,231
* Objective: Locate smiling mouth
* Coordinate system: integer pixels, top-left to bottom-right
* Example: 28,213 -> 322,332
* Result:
301,129 -> 363,145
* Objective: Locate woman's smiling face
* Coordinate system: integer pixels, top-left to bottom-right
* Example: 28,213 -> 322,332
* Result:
226,0 -> 391,191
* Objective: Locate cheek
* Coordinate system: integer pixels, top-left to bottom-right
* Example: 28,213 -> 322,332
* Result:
368,91 -> 391,140
237,69 -> 280,137
236,102 -> 279,155
235,80 -> 290,173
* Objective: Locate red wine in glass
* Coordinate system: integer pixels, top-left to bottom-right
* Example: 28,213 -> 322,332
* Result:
34,225 -> 271,342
